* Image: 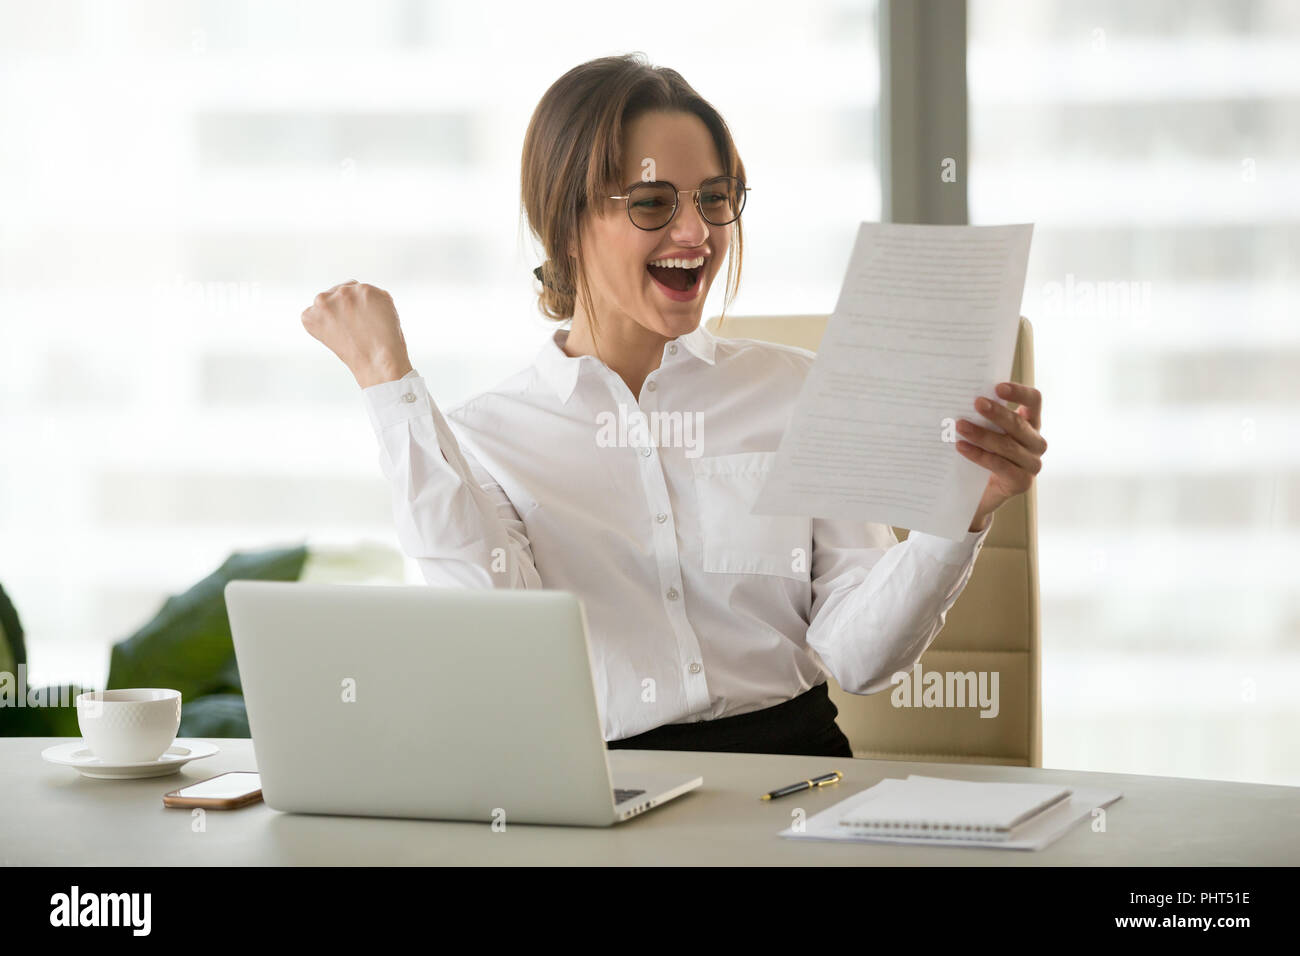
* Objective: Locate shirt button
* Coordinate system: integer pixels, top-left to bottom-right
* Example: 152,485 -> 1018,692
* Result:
668,344 -> 678,355
640,446 -> 652,458
656,512 -> 667,523
401,392 -> 416,403
666,587 -> 679,601
688,662 -> 701,674
646,380 -> 657,391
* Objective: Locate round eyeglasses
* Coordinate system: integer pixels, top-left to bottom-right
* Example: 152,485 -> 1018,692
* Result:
608,175 -> 749,231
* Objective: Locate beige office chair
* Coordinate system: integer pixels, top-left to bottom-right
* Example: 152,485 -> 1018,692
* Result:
706,314 -> 1042,767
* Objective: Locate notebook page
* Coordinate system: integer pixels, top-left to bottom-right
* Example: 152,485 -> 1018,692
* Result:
838,775 -> 1072,835
780,780 -> 1123,851
752,222 -> 1033,540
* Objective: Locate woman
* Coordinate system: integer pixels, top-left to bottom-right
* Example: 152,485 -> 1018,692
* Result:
301,54 -> 1047,758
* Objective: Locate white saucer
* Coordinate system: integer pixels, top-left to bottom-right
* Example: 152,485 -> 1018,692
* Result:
41,739 -> 220,779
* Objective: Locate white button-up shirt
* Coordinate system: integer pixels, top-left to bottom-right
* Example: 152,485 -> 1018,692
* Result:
362,321 -> 994,742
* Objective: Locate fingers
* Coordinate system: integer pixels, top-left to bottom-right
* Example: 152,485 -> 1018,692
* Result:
994,382 -> 1043,432
955,441 -> 1036,491
955,417 -> 1043,475
303,282 -> 357,328
315,279 -> 361,299
305,281 -> 370,321
973,393 -> 1047,455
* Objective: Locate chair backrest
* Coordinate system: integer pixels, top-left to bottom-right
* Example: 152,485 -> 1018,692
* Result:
705,313 -> 1042,767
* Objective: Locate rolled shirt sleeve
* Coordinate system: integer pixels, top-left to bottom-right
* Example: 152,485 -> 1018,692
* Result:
806,513 -> 995,695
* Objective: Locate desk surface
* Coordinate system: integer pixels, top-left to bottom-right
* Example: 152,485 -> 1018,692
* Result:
4,738 -> 1298,865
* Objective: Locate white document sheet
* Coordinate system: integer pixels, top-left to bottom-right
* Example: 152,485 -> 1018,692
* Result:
779,775 -> 1123,852
752,222 -> 1034,540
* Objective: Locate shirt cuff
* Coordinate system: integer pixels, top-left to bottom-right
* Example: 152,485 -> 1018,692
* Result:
362,368 -> 428,431
903,511 -> 995,566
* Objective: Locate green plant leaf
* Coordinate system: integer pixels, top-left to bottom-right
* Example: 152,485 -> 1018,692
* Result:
179,693 -> 250,738
0,625 -> 13,680
0,580 -> 26,673
107,544 -> 308,702
0,684 -> 87,736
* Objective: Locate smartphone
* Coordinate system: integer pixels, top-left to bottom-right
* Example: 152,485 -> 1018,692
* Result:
163,771 -> 263,809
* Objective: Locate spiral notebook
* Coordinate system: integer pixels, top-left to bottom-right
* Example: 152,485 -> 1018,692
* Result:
780,775 -> 1124,850
837,776 -> 1072,842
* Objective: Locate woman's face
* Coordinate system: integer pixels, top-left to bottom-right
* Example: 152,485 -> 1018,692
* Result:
572,109 -> 733,341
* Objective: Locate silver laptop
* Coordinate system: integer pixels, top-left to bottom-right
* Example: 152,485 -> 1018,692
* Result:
224,581 -> 702,826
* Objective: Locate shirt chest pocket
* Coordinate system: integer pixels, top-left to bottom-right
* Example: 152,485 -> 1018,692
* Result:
690,451 -> 811,580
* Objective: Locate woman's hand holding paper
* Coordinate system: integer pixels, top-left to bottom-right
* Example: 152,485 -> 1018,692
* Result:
955,382 -> 1047,532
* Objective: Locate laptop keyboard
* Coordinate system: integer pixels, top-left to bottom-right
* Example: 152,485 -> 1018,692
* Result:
613,788 -> 647,804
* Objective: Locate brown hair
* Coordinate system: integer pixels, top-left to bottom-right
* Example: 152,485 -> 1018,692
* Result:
520,53 -> 746,340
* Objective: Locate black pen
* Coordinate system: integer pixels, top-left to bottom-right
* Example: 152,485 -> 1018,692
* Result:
759,770 -> 843,800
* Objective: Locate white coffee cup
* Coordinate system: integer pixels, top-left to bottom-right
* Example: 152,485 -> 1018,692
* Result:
76,689 -> 182,763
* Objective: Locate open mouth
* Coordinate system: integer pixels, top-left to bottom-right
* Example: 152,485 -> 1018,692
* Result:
646,257 -> 705,296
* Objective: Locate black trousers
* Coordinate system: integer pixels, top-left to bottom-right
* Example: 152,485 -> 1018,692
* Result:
606,682 -> 853,757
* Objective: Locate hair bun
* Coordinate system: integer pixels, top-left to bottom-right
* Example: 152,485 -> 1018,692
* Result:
533,261 -> 573,295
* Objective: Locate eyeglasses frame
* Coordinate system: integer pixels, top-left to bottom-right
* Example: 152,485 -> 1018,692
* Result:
607,175 -> 750,231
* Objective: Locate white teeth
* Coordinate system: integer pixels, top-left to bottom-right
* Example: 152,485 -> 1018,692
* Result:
648,256 -> 706,269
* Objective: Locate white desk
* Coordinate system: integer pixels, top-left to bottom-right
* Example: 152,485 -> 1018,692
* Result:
4,738 -> 1298,865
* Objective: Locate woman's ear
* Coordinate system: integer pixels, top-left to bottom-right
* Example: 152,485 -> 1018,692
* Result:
568,213 -> 587,259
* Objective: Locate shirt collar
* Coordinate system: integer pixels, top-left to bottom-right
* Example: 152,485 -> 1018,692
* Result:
681,321 -> 718,366
535,322 -> 718,405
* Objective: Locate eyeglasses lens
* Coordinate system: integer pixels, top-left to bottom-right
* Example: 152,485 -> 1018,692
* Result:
627,177 -> 745,229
